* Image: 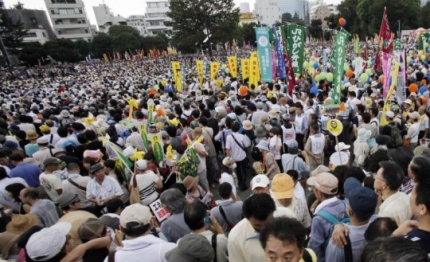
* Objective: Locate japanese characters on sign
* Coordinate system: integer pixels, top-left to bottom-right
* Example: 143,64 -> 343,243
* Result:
255,26 -> 273,82
149,199 -> 169,222
332,29 -> 350,104
286,24 -> 306,76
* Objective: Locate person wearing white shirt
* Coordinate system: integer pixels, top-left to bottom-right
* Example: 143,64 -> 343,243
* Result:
418,106 -> 429,141
0,167 -> 28,210
406,112 -> 421,150
86,163 -> 124,207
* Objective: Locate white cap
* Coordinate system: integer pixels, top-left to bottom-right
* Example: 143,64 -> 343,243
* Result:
385,111 -> 394,119
251,174 -> 270,190
335,142 -> 351,151
135,160 -> 148,170
120,204 -> 152,228
26,222 -> 72,261
36,136 -> 49,144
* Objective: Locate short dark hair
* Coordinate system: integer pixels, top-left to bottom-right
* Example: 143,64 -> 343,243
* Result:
121,222 -> 150,238
259,217 -> 306,250
410,156 -> 430,185
184,201 -> 206,231
344,167 -> 366,183
57,127 -> 69,138
362,112 -> 371,123
243,194 -> 276,221
106,198 -> 124,214
286,170 -> 299,181
24,188 -> 39,199
198,117 -> 208,127
370,107 -> 378,117
218,182 -> 233,199
379,161 -> 404,191
0,166 -> 7,180
364,217 -> 398,242
231,121 -> 241,132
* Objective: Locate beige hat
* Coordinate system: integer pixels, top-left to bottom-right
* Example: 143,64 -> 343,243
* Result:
403,99 -> 412,105
120,204 -> 152,228
242,120 -> 253,131
310,165 -> 331,177
409,111 -> 420,120
307,172 -> 338,195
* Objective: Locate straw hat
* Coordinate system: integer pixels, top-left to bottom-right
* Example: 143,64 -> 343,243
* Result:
26,130 -> 38,140
242,120 -> 253,131
6,214 -> 39,235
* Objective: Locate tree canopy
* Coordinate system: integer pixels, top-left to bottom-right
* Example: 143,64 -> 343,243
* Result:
0,9 -> 27,65
281,12 -> 306,26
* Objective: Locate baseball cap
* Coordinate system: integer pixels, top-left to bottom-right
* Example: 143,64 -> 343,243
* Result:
271,173 -> 294,200
78,218 -> 106,242
409,111 -> 420,120
165,234 -> 215,262
26,222 -> 72,261
135,160 -> 147,170
251,174 -> 270,190
385,111 -> 394,119
307,172 -> 338,195
286,139 -> 298,149
344,178 -> 377,219
120,204 -> 152,229
43,157 -> 62,167
36,136 -> 49,145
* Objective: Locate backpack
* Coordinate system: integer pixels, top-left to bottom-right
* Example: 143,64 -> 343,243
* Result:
388,123 -> 403,148
315,200 -> 350,225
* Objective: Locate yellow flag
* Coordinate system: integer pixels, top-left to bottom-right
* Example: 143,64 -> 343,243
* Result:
196,60 -> 204,84
172,61 -> 182,92
210,62 -> 220,81
103,54 -> 109,62
249,55 -> 259,89
241,59 -> 250,80
227,56 -> 238,78
380,63 -> 400,126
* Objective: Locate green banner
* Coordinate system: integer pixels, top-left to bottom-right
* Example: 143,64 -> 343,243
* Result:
255,26 -> 273,82
419,33 -> 430,51
286,24 -> 306,75
394,39 -> 403,51
332,29 -> 350,104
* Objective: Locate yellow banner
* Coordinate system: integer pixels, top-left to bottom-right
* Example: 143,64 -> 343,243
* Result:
196,60 -> 204,84
380,62 -> 400,126
228,56 -> 238,78
103,54 -> 109,62
150,133 -> 164,162
250,52 -> 261,82
249,56 -> 259,89
210,62 -> 220,82
241,59 -> 250,80
172,61 -> 182,92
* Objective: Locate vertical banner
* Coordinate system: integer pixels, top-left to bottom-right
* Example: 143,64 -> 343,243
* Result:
255,26 -> 273,82
382,53 -> 392,98
172,61 -> 182,92
322,50 -> 328,72
354,57 -> 364,77
271,50 -> 277,80
250,51 -> 261,82
285,54 -> 296,95
249,55 -> 259,89
150,133 -> 164,163
419,33 -> 430,51
286,24 -> 306,76
273,25 -> 286,79
210,62 -> 220,82
139,124 -> 150,150
241,59 -> 250,80
227,56 -> 238,78
196,60 -> 204,84
147,104 -> 154,125
332,29 -> 350,104
394,41 -> 407,103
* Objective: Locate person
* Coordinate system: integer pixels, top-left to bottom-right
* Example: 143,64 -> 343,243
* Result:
271,173 -> 311,229
268,127 -> 283,172
183,175 -> 213,207
86,163 -> 124,209
360,237 -> 429,262
0,166 -> 28,210
183,201 -> 228,262
281,140 -> 309,178
250,174 -> 271,195
112,204 -> 176,262
259,217 -> 317,262
57,192 -> 82,213
219,156 -> 239,200
211,182 -> 243,234
305,123 -> 325,171
77,218 -> 109,262
228,193 -> 276,262
381,111 -> 402,148
255,140 -> 280,180
353,128 -> 371,167
364,217 -> 398,242
39,157 -> 63,202
286,169 -> 306,201
325,177 -> 378,262
5,183 -> 30,214
225,121 -> 251,191
307,172 -> 347,262
132,159 -> 163,206
406,111 -> 421,150
165,234 -> 215,262
32,137 -> 53,167
9,154 -> 42,188
374,161 -> 411,225
24,130 -> 39,157
294,103 -> 309,150
330,142 -> 351,167
191,127 -> 210,192
126,127 -> 146,151
19,187 -> 59,227
160,188 -> 191,243
39,124 -> 60,148
62,163 -> 92,208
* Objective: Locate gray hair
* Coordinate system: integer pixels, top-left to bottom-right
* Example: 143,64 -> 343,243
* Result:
160,188 -> 187,214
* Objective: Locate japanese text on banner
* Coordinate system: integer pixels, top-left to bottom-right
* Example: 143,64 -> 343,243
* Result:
255,26 -> 273,82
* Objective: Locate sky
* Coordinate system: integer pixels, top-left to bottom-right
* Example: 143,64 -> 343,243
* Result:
4,0 -> 342,26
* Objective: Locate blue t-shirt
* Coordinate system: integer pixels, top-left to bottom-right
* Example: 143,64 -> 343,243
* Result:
9,163 -> 42,187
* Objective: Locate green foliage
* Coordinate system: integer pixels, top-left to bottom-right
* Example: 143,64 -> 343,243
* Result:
421,2 -> 430,29
74,39 -> 90,59
43,39 -> 80,63
167,0 -> 240,54
108,25 -> 142,53
91,33 -> 112,58
282,12 -> 306,26
237,22 -> 257,47
309,19 -> 323,39
324,14 -> 340,29
0,9 -> 27,65
19,42 -> 45,65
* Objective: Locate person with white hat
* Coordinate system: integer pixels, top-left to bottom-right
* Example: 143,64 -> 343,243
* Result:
255,140 -> 280,180
353,128 -> 371,167
381,111 -> 403,148
31,136 -> 52,167
406,111 -> 421,150
402,99 -> 413,118
329,142 -> 351,168
131,160 -> 163,206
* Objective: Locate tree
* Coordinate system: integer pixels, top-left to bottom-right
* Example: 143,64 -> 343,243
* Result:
43,39 -> 80,63
108,25 -> 142,53
422,2 -> 430,29
74,39 -> 90,60
282,13 -> 293,24
324,14 -> 339,30
281,12 -> 306,26
0,9 -> 27,65
167,0 -> 240,56
19,42 -> 45,65
308,19 -> 323,39
237,22 -> 257,47
13,2 -> 24,9
91,33 -> 112,58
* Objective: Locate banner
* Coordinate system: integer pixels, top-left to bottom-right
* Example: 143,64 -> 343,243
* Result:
147,103 -> 154,125
394,48 -> 407,104
103,54 -> 109,62
286,24 -> 306,76
139,124 -> 150,150
354,35 -> 360,54
273,25 -> 286,79
354,57 -> 364,77
271,50 -> 277,80
382,53 -> 392,98
210,62 -> 220,81
322,49 -> 328,72
241,59 -> 250,80
285,54 -> 296,95
379,8 -> 393,54
419,33 -> 430,51
332,29 -> 350,104
249,55 -> 259,89
250,51 -> 261,82
381,62 -> 400,126
227,56 -> 238,78
196,60 -> 204,84
171,61 -> 182,92
150,133 -> 164,163
255,26 -> 273,82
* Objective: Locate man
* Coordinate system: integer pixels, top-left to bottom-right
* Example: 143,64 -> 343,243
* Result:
39,157 -> 63,202
32,136 -> 53,167
57,191 -> 82,213
184,201 -> 229,262
406,111 -> 421,150
126,127 -> 146,151
211,182 -> 243,234
326,178 -> 378,262
225,121 -> 250,191
9,153 -> 42,187
381,111 -> 402,148
111,203 -> 176,262
374,161 -> 411,225
165,234 -> 215,262
307,172 -> 348,262
294,103 -> 309,150
281,140 -> 309,177
250,174 -> 271,195
20,187 -> 59,227
62,163 -> 92,208
370,107 -> 380,136
259,217 -> 316,262
271,173 -> 311,229
40,124 -> 60,147
86,163 -> 123,208
0,166 -> 28,210
228,193 -> 276,262
251,101 -> 267,126
418,105 -> 429,141
305,123 -> 326,171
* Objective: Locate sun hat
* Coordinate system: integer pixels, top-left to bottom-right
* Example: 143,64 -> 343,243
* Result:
403,99 -> 412,105
78,218 -> 106,242
0,232 -> 19,259
26,130 -> 38,140
135,160 -> 148,170
268,110 -> 279,119
39,125 -> 50,133
251,174 -> 270,190
255,125 -> 267,138
335,142 -> 350,151
57,192 -> 79,209
256,140 -> 270,151
271,173 -> 295,200
183,176 -> 199,191
120,204 -> 152,228
36,136 -> 49,145
310,165 -> 330,177
165,234 -> 215,262
43,157 -> 62,167
307,172 -> 338,195
242,120 -> 253,131
6,214 -> 39,235
222,156 -> 236,169
385,111 -> 395,119
409,111 -> 420,120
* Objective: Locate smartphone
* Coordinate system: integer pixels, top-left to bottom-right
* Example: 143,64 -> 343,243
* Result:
204,216 -> 211,223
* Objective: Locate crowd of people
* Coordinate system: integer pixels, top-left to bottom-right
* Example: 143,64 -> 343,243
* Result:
1,42 -> 430,262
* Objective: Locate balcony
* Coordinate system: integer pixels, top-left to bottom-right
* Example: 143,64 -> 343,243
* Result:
50,13 -> 86,19
57,32 -> 93,39
53,23 -> 88,29
46,3 -> 82,9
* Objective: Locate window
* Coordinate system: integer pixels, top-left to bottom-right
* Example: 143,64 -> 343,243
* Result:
85,29 -> 89,33
25,32 -> 37,37
42,32 -> 47,37
50,9 -> 55,14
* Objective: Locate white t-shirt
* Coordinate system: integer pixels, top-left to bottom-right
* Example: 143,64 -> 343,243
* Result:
133,171 -> 160,206
408,122 -> 421,143
39,173 -> 63,202
420,115 -> 429,131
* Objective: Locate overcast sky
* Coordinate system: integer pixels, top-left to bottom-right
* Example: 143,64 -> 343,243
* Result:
4,0 -> 342,26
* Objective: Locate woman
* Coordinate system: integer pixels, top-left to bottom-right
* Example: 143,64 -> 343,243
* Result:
220,157 -> 239,200
5,183 -> 30,214
405,111 -> 421,150
353,128 -> 371,167
104,160 -> 130,204
183,176 -> 213,207
268,127 -> 283,172
255,140 -> 280,180
131,159 -> 163,206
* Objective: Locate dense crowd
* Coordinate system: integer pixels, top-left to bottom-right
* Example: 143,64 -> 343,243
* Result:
1,42 -> 430,262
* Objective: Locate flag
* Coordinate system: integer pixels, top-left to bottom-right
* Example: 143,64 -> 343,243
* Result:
382,53 -> 392,98
380,62 -> 400,126
322,49 -> 328,72
108,53 -> 113,61
210,62 -> 220,82
241,59 -> 250,80
255,26 -> 273,82
139,124 -> 150,150
271,50 -> 277,80
272,25 -> 286,79
394,42 -> 407,104
285,24 -> 306,76
419,33 -> 430,52
232,39 -> 237,53
196,60 -> 204,84
227,56 -> 238,78
285,54 -> 296,95
103,54 -> 109,62
354,35 -> 360,54
150,133 -> 164,163
332,28 -> 351,104
249,54 -> 259,89
172,61 -> 182,92
106,141 -> 133,172
374,8 -> 393,72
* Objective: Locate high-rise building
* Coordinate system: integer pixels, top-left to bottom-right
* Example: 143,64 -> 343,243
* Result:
93,4 -> 127,33
279,0 -> 309,24
44,0 -> 93,41
253,0 -> 282,26
145,1 -> 172,37
240,2 -> 250,13
127,15 -> 147,36
309,3 -> 337,27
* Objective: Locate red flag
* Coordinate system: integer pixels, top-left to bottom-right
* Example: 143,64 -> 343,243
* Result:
363,48 -> 368,70
374,8 -> 393,73
284,54 -> 296,96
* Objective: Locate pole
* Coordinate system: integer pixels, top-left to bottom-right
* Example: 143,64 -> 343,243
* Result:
398,20 -> 401,39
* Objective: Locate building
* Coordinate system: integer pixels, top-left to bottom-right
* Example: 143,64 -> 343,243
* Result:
0,0 -> 4,8
279,0 -> 309,24
127,15 -> 148,36
253,0 -> 282,26
240,2 -> 250,13
4,9 -> 56,44
327,4 -> 338,15
145,1 -> 172,37
93,4 -> 127,33
44,0 -> 93,42
309,3 -> 338,28
239,12 -> 258,26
